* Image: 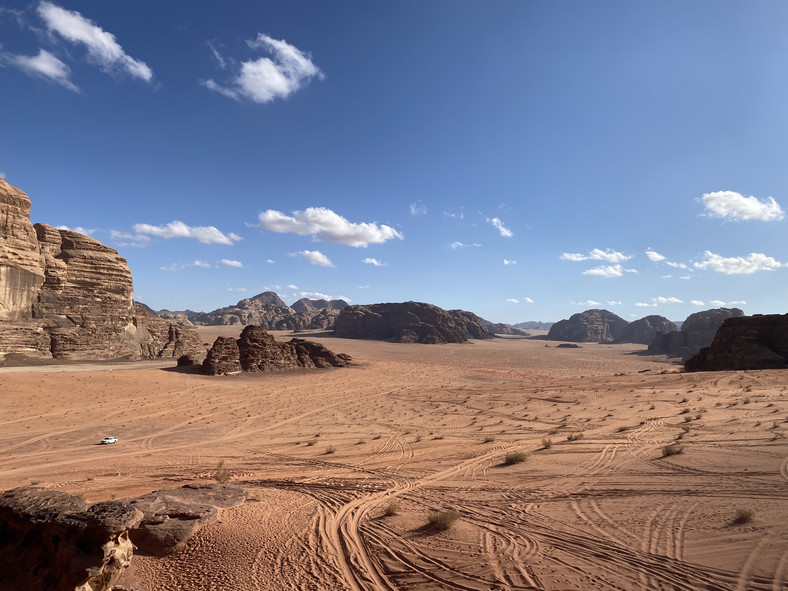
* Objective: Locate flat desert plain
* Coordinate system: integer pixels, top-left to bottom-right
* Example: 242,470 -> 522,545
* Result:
1,330 -> 787,591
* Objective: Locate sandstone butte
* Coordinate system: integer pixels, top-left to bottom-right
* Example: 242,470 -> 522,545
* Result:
0,178 -> 201,361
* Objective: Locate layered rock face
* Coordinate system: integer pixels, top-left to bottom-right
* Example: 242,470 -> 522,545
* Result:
648,308 -> 745,358
684,314 -> 788,371
616,315 -> 677,345
202,326 -> 351,375
547,309 -> 628,343
0,487 -> 143,591
157,292 -> 348,331
0,178 -> 202,360
332,302 -> 494,344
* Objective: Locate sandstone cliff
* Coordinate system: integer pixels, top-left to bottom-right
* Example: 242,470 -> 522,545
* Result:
332,302 -> 493,344
547,309 -> 628,343
616,315 -> 677,345
684,314 -> 788,371
0,487 -> 143,591
0,178 -> 202,361
648,308 -> 745,359
202,325 -> 351,375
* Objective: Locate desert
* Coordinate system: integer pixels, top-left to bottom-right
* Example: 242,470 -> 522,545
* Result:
2,328 -> 787,591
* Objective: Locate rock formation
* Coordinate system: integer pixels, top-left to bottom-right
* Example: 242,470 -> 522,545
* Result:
480,319 -> 529,336
0,486 -> 143,591
616,315 -> 677,345
332,302 -> 494,344
684,314 -> 788,371
547,309 -> 628,343
648,308 -> 745,358
512,321 -> 554,331
156,292 -> 348,331
0,178 -> 202,361
202,326 -> 351,375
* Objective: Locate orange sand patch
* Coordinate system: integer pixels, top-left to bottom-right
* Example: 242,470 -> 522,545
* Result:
1,332 -> 786,590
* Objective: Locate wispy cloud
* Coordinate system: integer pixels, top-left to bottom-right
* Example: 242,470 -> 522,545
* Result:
645,249 -> 666,262
701,190 -> 784,222
506,298 -> 519,303
694,250 -> 784,274
362,257 -> 387,267
297,249 -> 333,267
524,297 -> 534,303
636,296 -> 683,307
227,287 -> 247,292
56,224 -> 94,236
259,207 -> 402,247
560,248 -> 632,263
582,264 -> 637,277
409,200 -> 427,216
110,230 -> 150,248
607,300 -> 622,306
293,291 -> 350,302
202,33 -> 323,103
487,217 -> 513,237
218,259 -> 242,268
132,220 -> 241,245
449,241 -> 481,249
691,300 -> 705,306
37,1 -> 153,82
571,300 -> 601,306
157,260 -> 213,271
709,299 -> 747,307
503,259 -> 516,265
2,48 -> 78,91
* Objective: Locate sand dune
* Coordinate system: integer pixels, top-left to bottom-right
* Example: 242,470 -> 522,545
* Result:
1,332 -> 786,590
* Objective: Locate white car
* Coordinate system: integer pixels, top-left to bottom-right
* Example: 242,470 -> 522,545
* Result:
100,437 -> 118,445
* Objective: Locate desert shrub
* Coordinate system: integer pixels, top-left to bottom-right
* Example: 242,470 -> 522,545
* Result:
541,437 -> 552,450
680,408 -> 690,414
743,397 -> 751,404
306,440 -> 316,446
325,445 -> 336,454
684,416 -> 692,423
617,426 -> 629,433
427,510 -> 460,531
482,436 -> 496,443
213,460 -> 231,484
733,509 -> 754,524
566,433 -> 583,442
383,501 -> 399,517
504,451 -> 528,465
661,444 -> 683,457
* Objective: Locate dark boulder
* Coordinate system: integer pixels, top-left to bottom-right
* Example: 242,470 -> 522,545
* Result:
547,309 -> 628,343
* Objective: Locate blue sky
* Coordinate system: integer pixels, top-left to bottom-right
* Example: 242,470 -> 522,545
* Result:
2,1 -> 787,323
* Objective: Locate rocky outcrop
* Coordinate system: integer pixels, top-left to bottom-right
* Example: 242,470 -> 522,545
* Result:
481,319 -> 529,336
0,486 -> 143,591
512,321 -> 554,331
547,309 -> 628,343
132,302 -> 204,360
684,314 -> 788,371
332,302 -> 493,344
648,308 -> 745,358
616,315 -> 677,345
0,179 -> 202,361
156,292 -> 348,331
128,484 -> 247,556
202,326 -> 351,375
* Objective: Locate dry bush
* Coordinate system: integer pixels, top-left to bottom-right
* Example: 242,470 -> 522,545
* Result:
566,433 -> 583,442
733,509 -> 754,524
541,437 -> 552,450
427,510 -> 460,531
383,501 -> 399,517
504,451 -> 528,465
661,444 -> 683,457
213,460 -> 231,484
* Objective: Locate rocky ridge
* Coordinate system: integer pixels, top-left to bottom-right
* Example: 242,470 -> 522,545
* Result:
648,307 -> 745,359
547,309 -> 629,343
684,314 -> 788,371
616,315 -> 677,345
202,325 -> 351,375
0,179 -> 202,361
332,302 -> 494,344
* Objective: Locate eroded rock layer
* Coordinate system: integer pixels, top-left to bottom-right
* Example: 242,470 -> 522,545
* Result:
332,302 -> 493,343
684,314 -> 788,371
547,309 -> 628,343
202,326 -> 351,375
0,178 -> 202,360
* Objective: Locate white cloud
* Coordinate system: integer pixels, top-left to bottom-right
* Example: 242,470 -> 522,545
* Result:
645,249 -> 666,262
607,300 -> 622,306
571,300 -> 601,306
487,217 -> 513,237
294,291 -> 350,302
503,259 -> 516,265
583,264 -> 624,277
635,302 -> 656,307
160,263 -> 178,272
701,190 -> 784,222
507,298 -> 519,303
524,297 -> 534,303
661,274 -> 672,279
206,39 -> 227,69
110,230 -> 149,248
362,257 -> 387,267
560,248 -> 632,263
666,261 -> 688,269
0,172 -> 5,178
259,207 -> 402,247
266,259 -> 275,264
227,287 -> 247,292
709,299 -> 747,307
691,300 -> 705,306
409,200 -> 427,216
694,250 -> 784,274
679,275 -> 692,280
56,225 -> 94,236
37,1 -> 153,82
297,249 -> 333,267
654,296 -> 683,304
218,259 -> 242,268
4,48 -> 78,91
449,241 -> 481,249
287,284 -> 299,289
133,220 -> 241,245
202,33 -> 323,103
728,300 -> 747,305
193,260 -> 211,268
709,300 -> 725,306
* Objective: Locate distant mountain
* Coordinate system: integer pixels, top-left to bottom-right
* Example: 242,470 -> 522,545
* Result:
154,292 -> 349,331
512,321 -> 554,330
480,318 -> 529,336
648,308 -> 745,359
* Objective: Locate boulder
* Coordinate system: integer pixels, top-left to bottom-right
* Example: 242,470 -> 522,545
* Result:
0,487 -> 143,591
547,309 -> 628,343
616,315 -> 677,345
332,302 -> 493,344
201,326 -> 351,375
684,314 -> 788,371
648,308 -> 745,358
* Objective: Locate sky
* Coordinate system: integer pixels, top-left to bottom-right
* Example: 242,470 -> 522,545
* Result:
1,1 -> 787,324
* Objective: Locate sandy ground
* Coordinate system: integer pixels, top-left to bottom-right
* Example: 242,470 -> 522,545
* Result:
1,329 -> 787,591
